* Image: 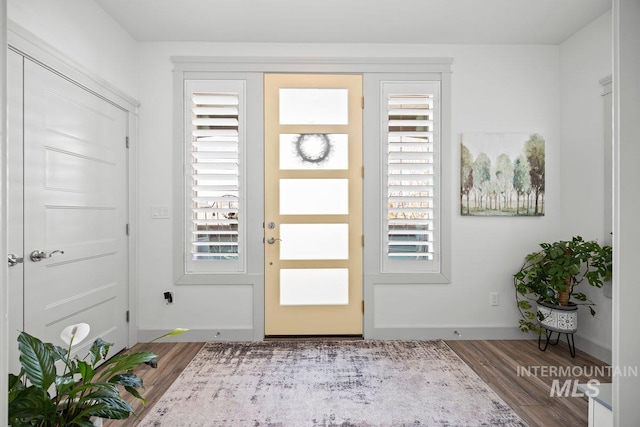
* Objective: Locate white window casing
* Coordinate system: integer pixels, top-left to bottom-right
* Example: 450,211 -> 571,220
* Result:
382,81 -> 441,273
183,79 -> 246,274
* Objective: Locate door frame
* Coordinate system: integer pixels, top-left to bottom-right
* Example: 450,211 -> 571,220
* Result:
7,24 -> 140,348
1,4 -> 9,424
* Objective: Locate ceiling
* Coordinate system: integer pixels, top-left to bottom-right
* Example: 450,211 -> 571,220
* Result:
94,0 -> 611,45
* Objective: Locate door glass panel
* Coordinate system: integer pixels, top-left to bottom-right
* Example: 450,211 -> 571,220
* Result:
280,224 -> 349,260
280,268 -> 349,305
279,88 -> 348,125
280,134 -> 348,170
280,179 -> 348,215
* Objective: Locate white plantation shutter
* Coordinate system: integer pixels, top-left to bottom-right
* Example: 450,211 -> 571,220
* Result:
383,82 -> 440,272
185,80 -> 245,273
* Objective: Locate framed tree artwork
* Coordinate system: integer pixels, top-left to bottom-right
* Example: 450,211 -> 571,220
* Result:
461,133 -> 545,216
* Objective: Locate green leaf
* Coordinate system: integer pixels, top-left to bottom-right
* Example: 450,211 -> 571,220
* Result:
91,398 -> 134,420
47,343 -> 68,362
68,401 -> 111,424
77,359 -> 96,384
8,372 -> 26,395
17,331 -> 57,392
8,386 -> 57,421
77,389 -> 134,420
109,373 -> 143,389
517,300 -> 532,310
149,328 -> 189,342
54,374 -> 76,395
69,381 -> 119,398
98,352 -> 157,380
573,292 -> 587,302
124,385 -> 146,404
90,337 -> 113,365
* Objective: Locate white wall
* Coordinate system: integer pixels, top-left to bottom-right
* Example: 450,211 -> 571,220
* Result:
1,0 -> 8,423
135,42 -> 563,340
613,0 -> 640,423
560,11 -> 613,362
4,1 -> 615,351
7,0 -> 138,98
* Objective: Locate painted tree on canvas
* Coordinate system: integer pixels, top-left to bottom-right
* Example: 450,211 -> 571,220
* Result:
460,133 -> 545,216
473,153 -> 491,209
460,143 -> 474,214
524,134 -> 545,216
513,154 -> 531,215
495,153 -> 514,210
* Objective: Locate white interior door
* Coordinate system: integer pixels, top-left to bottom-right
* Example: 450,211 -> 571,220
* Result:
17,58 -> 129,355
7,50 -> 25,373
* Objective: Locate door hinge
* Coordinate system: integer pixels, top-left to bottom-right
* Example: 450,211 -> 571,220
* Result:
126,310 -> 130,322
361,235 -> 364,247
126,136 -> 130,148
361,166 -> 364,178
361,96 -> 364,109
362,301 -> 365,313
126,223 -> 130,236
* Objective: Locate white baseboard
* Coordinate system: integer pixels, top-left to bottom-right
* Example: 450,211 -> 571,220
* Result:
136,327 -> 611,365
367,325 -> 526,340
574,334 -> 612,364
137,328 -> 255,343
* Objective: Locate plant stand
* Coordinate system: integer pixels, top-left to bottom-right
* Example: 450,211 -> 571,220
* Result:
538,328 -> 576,357
536,300 -> 578,358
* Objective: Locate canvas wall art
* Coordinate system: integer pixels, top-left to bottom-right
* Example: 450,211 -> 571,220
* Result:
461,133 -> 545,216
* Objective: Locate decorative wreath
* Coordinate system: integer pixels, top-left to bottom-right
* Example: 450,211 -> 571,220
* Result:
294,133 -> 332,164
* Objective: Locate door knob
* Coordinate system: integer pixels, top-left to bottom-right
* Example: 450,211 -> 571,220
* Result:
267,237 -> 282,244
30,249 -> 64,262
7,254 -> 23,267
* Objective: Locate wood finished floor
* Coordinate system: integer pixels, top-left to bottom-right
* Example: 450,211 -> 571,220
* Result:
104,339 -> 610,427
447,340 -> 610,427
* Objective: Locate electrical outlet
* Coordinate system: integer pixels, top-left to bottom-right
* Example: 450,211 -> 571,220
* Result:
490,292 -> 499,306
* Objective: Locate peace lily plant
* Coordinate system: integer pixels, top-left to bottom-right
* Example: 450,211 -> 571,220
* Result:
8,323 -> 187,426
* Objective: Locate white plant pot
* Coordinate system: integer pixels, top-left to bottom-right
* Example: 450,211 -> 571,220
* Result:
537,300 -> 578,333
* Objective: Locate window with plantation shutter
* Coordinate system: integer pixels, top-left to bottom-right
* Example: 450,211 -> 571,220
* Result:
184,80 -> 245,273
383,81 -> 440,273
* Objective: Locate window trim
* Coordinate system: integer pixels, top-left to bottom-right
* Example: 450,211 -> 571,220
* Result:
364,72 -> 451,284
183,79 -> 246,274
173,71 -> 263,285
381,81 -> 442,274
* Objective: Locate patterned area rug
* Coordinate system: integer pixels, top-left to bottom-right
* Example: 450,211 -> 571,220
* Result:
139,340 -> 527,426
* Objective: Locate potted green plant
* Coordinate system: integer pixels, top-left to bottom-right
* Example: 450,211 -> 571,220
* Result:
8,323 -> 187,426
513,236 -> 612,335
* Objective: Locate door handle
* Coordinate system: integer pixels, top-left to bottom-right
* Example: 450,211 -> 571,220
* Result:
267,237 -> 282,244
30,249 -> 64,262
8,254 -> 23,267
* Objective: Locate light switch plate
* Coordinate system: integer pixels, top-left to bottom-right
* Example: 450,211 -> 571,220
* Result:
151,206 -> 170,219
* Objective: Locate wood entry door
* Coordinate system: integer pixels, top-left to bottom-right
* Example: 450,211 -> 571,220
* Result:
264,74 -> 363,336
